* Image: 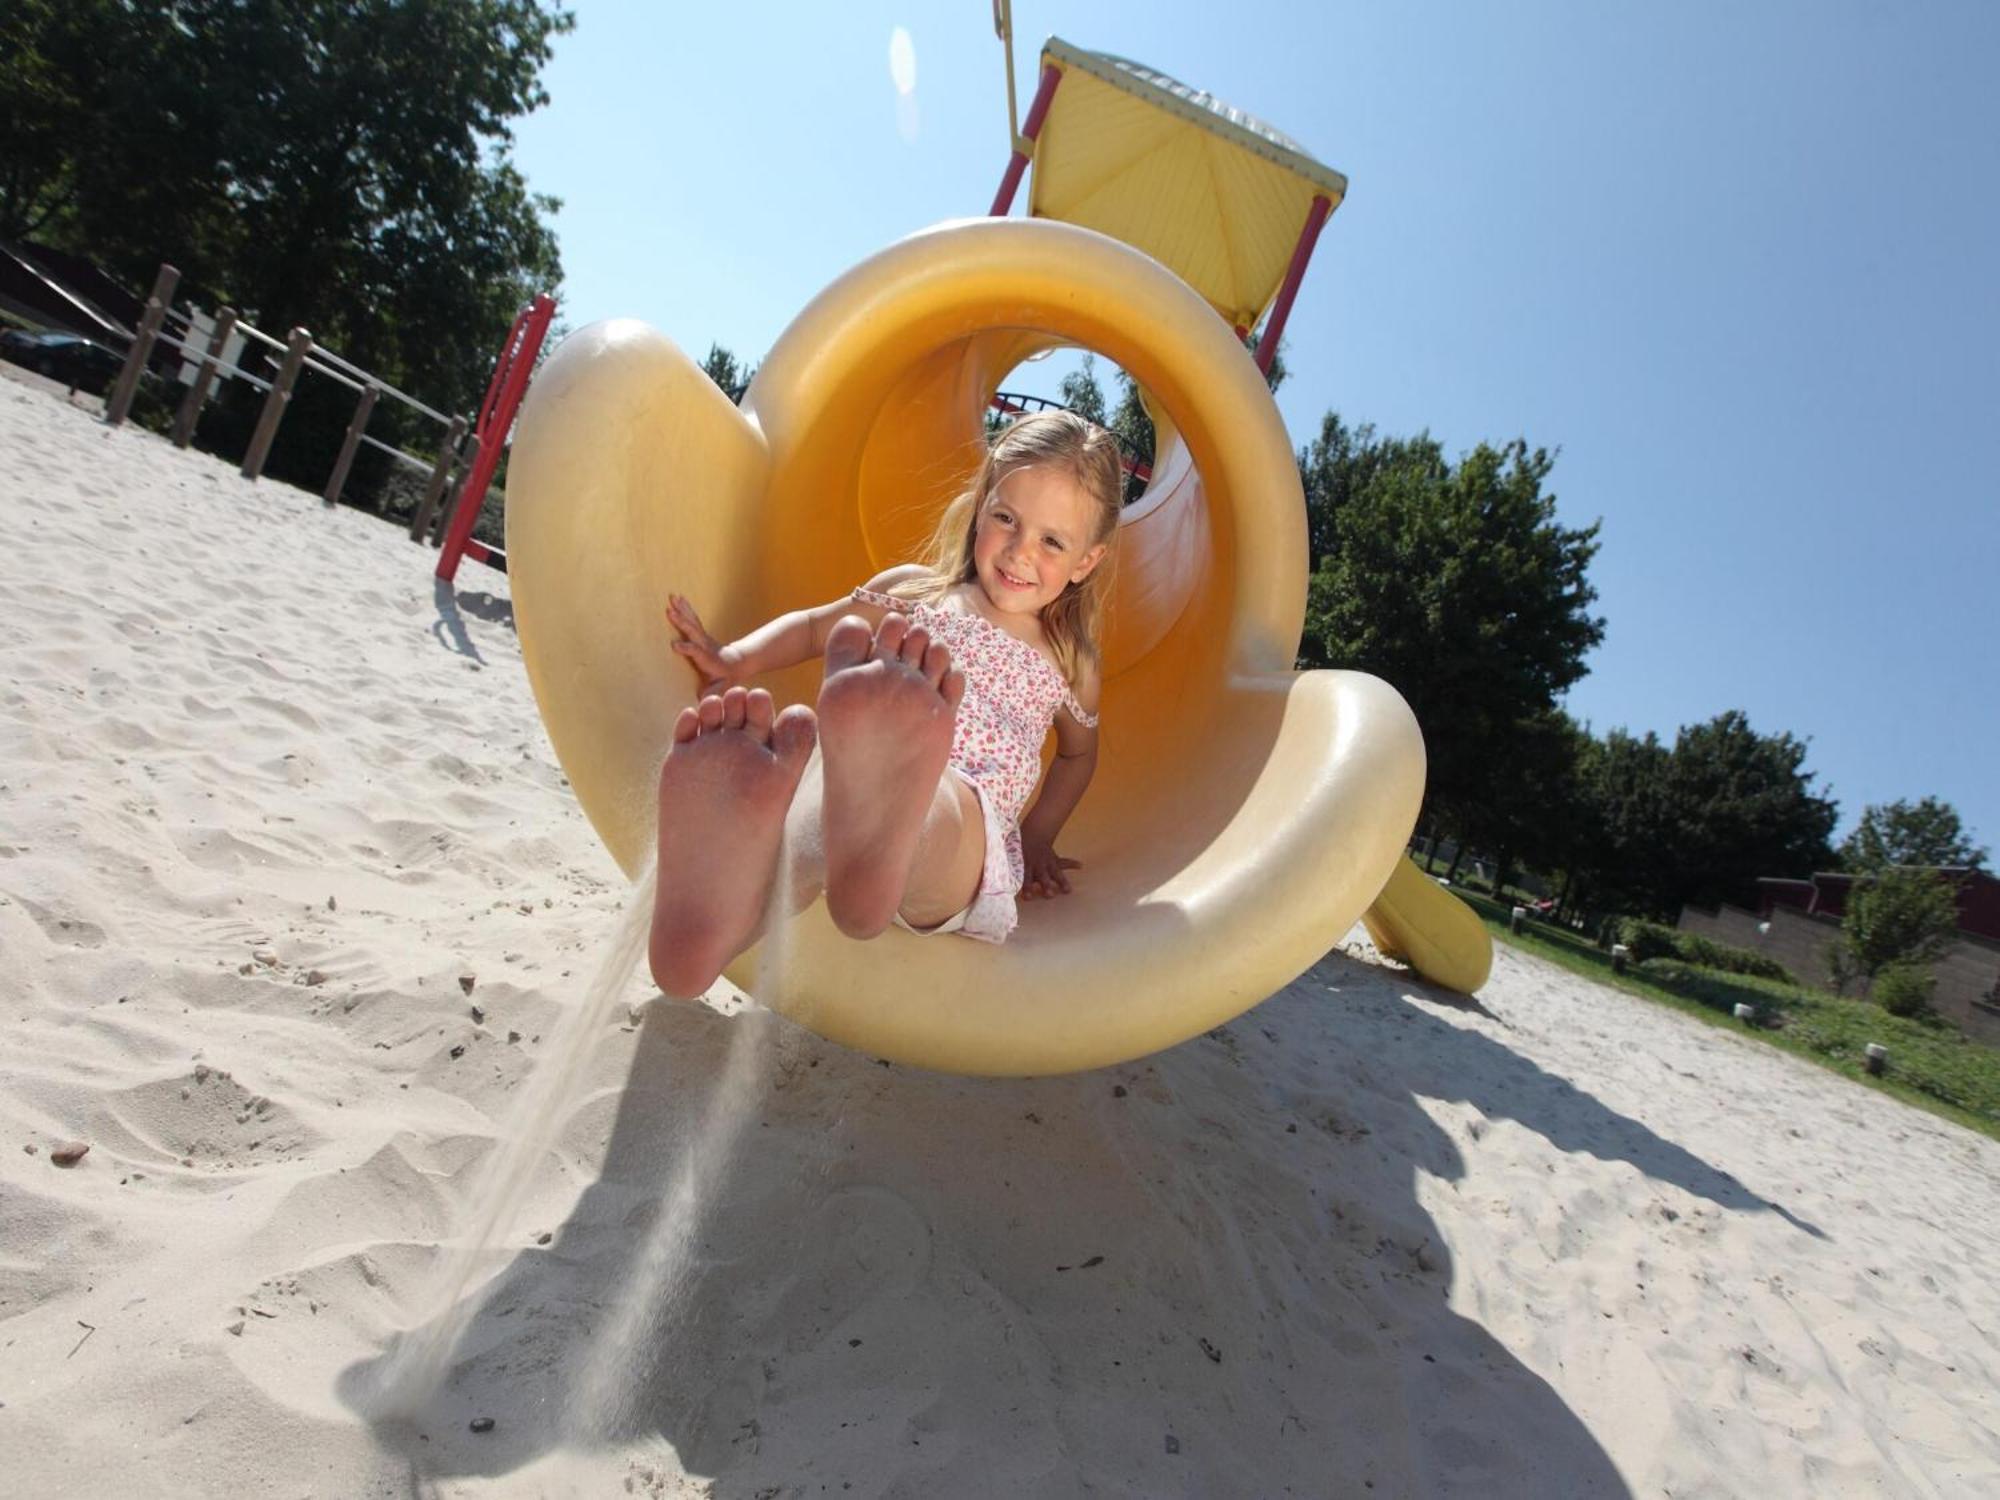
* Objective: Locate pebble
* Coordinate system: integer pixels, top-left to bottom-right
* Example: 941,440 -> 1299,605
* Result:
304,970 -> 329,986
253,949 -> 278,967
459,973 -> 477,995
51,1141 -> 90,1167
449,1044 -> 466,1060
225,1320 -> 245,1337
469,1417 -> 495,1433
23,1143 -> 37,1155
327,895 -> 337,911
469,1005 -> 485,1024
536,1231 -> 553,1246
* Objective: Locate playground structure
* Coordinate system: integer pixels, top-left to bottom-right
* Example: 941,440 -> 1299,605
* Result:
503,26 -> 1492,1073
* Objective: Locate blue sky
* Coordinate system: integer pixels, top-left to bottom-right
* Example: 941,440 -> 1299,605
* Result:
510,1 -> 1998,854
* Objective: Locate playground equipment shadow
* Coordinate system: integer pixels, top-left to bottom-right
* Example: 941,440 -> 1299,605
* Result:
326,944 -> 1856,1494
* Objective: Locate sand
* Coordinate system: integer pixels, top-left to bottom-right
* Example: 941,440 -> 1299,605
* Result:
2,374 -> 1998,1497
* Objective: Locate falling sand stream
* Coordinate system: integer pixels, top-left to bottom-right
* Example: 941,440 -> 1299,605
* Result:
368,835 -> 801,1425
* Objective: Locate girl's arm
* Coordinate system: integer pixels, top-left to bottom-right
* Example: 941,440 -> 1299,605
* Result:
1019,661 -> 1102,898
666,565 -> 929,693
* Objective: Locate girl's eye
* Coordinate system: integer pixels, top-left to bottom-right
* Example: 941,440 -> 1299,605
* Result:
1043,536 -> 1064,552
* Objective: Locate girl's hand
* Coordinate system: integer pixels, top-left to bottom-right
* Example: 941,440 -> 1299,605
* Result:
1020,836 -> 1081,900
665,594 -> 743,694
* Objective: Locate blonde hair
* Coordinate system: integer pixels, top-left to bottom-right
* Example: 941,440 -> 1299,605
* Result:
890,409 -> 1122,687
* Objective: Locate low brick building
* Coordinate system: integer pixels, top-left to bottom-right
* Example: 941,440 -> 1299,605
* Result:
1679,869 -> 2000,1046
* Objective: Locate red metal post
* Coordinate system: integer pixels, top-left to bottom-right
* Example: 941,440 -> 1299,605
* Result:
1255,194 -> 1332,376
989,64 -> 1063,216
435,293 -> 556,583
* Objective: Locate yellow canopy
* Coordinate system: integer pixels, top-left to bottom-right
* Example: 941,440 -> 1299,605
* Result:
1027,38 -> 1348,333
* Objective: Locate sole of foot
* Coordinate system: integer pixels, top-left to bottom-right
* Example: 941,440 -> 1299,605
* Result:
817,612 -> 963,938
649,685 -> 817,998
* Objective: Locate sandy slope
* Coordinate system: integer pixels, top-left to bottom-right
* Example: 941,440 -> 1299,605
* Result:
2,380 -> 1997,1498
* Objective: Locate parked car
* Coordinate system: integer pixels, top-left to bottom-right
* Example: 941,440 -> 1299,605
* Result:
0,329 -> 129,394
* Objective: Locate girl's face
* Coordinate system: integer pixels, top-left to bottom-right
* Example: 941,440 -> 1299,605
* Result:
971,464 -> 1109,619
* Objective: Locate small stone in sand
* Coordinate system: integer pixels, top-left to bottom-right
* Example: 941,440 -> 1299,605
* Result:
23,1143 -> 37,1155
1165,1434 -> 1181,1455
536,1231 -> 552,1245
327,895 -> 337,911
459,973 -> 477,995
470,1005 -> 485,1024
194,1063 -> 211,1083
51,1141 -> 90,1167
449,1044 -> 466,1059
253,949 -> 278,967
304,970 -> 328,986
507,1030 -> 521,1044
225,1320 -> 245,1337
469,1417 -> 495,1434
1112,1085 -> 1128,1098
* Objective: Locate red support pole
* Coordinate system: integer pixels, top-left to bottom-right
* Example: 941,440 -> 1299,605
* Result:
1256,194 -> 1333,376
436,293 -> 556,583
989,64 -> 1063,216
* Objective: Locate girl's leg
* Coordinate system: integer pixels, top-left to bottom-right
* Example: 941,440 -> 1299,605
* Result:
815,614 -> 983,937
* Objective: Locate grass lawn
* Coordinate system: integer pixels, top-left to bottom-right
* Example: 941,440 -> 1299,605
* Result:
1442,884 -> 2000,1144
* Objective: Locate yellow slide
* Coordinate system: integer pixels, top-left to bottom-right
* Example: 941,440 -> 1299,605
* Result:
506,217 -> 1489,1076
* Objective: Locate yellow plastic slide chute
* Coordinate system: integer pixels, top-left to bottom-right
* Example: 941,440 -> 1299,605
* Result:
506,217 -> 1489,1076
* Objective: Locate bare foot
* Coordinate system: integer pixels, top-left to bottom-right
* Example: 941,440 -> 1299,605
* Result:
818,613 -> 964,938
649,686 -> 817,998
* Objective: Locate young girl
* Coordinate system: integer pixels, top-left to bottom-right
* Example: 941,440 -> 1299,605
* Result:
648,409 -> 1123,1000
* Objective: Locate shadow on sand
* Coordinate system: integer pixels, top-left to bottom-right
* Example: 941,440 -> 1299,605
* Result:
342,948 -> 1825,1495
430,576 -> 515,664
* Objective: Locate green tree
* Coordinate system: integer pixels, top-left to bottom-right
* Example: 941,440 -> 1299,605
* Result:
1657,710 -> 1838,914
1839,797 -> 1988,874
1058,353 -> 1108,424
701,343 -> 755,402
1841,866 -> 1961,989
4,1 -> 571,495
1299,431 -> 1604,851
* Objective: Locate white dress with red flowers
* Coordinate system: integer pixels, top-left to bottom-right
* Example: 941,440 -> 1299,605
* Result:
853,585 -> 1097,943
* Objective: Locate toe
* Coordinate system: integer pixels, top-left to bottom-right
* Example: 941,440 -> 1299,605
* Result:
940,667 -> 966,711
744,687 -> 776,742
772,704 -> 819,772
899,623 -> 931,669
720,685 -> 749,730
921,641 -> 951,687
671,705 -> 700,744
872,611 -> 910,661
824,614 -> 873,676
697,694 -> 726,733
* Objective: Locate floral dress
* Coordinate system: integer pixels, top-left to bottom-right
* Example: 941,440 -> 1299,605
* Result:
853,585 -> 1097,942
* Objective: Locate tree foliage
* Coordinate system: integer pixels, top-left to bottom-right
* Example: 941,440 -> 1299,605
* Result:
1658,711 -> 1838,913
1058,353 -> 1108,425
3,0 -> 571,492
1839,797 -> 1988,874
1299,424 -> 1604,857
1842,866 -> 1961,986
701,343 -> 755,402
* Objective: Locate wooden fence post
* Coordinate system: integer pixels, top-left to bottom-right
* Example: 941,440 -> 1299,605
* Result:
105,263 -> 179,427
430,432 -> 481,545
172,307 -> 236,448
323,383 -> 378,506
410,415 -> 467,538
241,328 -> 313,480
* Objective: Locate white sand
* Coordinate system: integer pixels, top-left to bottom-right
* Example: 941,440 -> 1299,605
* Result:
3,376 -> 1998,1498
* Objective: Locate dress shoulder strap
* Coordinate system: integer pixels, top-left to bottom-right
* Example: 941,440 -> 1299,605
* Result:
851,584 -> 901,609
1061,694 -> 1100,730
